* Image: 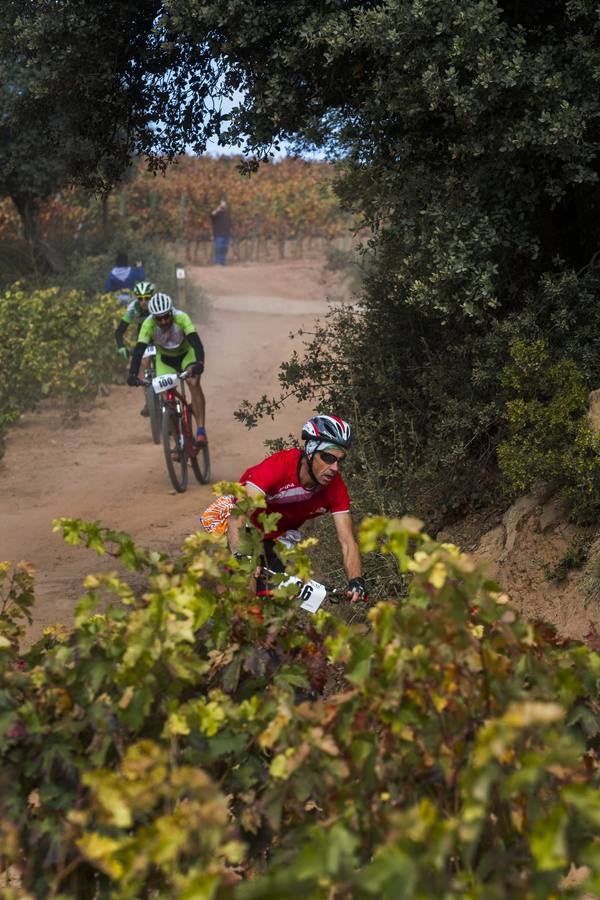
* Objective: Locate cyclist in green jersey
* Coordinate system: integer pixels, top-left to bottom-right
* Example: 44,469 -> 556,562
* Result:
127,292 -> 207,443
114,281 -> 155,360
116,281 -> 155,418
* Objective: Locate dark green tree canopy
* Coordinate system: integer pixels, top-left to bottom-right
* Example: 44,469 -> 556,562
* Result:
2,0 -> 226,186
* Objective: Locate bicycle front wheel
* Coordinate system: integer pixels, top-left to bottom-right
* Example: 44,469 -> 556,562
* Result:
162,407 -> 188,492
189,407 -> 211,484
145,384 -> 162,444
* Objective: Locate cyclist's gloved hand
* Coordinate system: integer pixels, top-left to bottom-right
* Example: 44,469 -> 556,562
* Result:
127,374 -> 141,387
347,576 -> 367,603
190,362 -> 204,377
117,346 -> 129,360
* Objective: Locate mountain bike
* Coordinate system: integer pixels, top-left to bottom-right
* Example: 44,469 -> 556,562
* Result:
151,369 -> 211,492
141,345 -> 161,444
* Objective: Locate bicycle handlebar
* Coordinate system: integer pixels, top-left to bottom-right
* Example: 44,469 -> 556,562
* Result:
266,568 -> 341,592
136,369 -> 192,389
232,556 -> 367,611
259,566 -> 345,604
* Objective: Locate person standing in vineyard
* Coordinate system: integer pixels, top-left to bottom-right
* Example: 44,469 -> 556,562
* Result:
210,198 -> 232,265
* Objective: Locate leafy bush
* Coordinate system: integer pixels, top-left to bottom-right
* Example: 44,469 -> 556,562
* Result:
3,497 -> 600,896
0,219 -> 207,323
498,339 -> 600,515
0,284 -> 122,454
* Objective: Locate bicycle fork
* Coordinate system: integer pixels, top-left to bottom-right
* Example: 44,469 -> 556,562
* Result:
164,394 -> 185,453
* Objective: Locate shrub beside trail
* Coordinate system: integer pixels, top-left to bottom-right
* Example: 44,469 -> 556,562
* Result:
0,284 -> 122,456
498,338 -> 600,520
2,501 -> 600,897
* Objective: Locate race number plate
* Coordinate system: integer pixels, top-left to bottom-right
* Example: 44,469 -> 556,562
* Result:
280,576 -> 327,613
152,373 -> 179,394
142,345 -> 156,358
299,580 -> 327,612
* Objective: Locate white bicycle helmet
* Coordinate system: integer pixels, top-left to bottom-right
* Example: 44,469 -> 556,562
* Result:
301,415 -> 352,449
148,292 -> 173,317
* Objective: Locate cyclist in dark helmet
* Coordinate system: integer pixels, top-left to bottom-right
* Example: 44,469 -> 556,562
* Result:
223,415 -> 366,601
114,281 -> 155,361
115,281 -> 155,417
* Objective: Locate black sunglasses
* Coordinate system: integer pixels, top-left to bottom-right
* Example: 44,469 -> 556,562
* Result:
318,450 -> 346,465
155,313 -> 172,323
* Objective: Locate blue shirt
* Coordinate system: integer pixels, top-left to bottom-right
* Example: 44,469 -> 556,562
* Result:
104,265 -> 145,300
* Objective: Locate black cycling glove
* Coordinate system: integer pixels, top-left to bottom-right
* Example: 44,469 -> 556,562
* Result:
347,576 -> 367,601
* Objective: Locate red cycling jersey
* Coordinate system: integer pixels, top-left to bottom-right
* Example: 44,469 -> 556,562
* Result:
239,448 -> 350,539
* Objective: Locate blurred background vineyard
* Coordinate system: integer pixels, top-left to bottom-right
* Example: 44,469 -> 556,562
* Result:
0,156 -> 353,289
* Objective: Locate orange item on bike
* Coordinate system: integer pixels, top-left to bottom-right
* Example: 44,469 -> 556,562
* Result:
200,495 -> 235,534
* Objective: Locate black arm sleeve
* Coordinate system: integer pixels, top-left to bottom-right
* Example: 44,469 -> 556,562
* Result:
187,331 -> 205,366
115,319 -> 128,349
128,341 -> 147,377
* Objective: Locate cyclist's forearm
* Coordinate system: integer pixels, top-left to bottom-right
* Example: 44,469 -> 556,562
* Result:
115,320 -> 128,349
128,342 -> 146,376
334,514 -> 362,581
187,332 -> 205,365
340,539 -> 362,581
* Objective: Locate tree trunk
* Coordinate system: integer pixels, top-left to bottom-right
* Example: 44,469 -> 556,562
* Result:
10,190 -> 60,274
101,192 -> 109,240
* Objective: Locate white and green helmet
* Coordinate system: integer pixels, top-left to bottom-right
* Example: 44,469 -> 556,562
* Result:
133,281 -> 156,299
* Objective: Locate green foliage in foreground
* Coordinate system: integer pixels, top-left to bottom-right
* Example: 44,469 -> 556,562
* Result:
2,500 -> 600,897
0,284 -> 122,454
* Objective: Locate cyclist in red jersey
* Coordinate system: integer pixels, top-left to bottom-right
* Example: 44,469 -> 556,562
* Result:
228,415 -> 366,602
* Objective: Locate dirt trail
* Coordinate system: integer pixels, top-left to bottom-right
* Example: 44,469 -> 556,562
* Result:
0,259 -> 351,643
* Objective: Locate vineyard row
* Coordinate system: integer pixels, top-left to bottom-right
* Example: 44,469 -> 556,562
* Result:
0,156 -> 354,246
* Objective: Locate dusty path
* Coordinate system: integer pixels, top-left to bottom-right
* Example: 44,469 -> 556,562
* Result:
0,259 -> 351,643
